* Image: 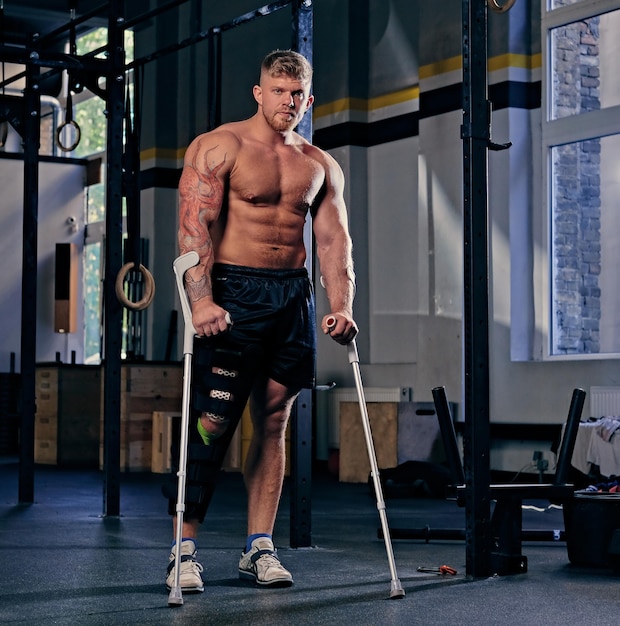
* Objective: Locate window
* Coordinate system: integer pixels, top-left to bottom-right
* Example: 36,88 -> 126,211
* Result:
75,27 -> 134,363
542,0 -> 620,356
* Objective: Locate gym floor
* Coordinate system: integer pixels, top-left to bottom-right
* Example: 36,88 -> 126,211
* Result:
0,460 -> 618,625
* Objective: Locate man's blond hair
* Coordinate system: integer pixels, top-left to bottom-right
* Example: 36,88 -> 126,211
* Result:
260,49 -> 313,85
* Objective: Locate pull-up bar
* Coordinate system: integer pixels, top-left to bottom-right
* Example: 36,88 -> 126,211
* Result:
127,0 -> 294,71
35,1 -> 107,47
122,0 -> 193,32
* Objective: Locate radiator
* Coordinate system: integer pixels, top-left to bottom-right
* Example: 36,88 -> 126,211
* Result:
327,387 -> 403,448
589,386 -> 620,418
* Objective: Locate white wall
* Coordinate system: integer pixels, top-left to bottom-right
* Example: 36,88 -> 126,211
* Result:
0,156 -> 86,369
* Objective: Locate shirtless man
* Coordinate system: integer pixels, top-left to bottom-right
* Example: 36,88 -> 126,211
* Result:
165,50 -> 357,591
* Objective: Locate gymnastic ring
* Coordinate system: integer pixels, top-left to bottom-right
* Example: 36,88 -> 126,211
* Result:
56,119 -> 82,152
487,0 -> 517,13
115,262 -> 156,311
0,121 -> 8,148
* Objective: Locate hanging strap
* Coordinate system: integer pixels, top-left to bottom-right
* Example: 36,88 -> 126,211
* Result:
124,74 -> 141,266
56,89 -> 81,152
115,65 -> 155,311
56,3 -> 81,152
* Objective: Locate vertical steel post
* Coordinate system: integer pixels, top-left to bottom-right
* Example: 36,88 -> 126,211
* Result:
18,51 -> 41,504
289,0 -> 313,548
461,0 -> 492,576
292,0 -> 312,140
102,0 -> 126,517
206,28 -> 221,131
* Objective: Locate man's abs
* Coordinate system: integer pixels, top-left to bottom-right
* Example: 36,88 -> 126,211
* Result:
214,201 -> 308,269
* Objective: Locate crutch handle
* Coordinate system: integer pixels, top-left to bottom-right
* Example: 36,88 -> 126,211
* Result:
326,315 -> 359,364
173,252 -> 199,355
173,252 -> 233,355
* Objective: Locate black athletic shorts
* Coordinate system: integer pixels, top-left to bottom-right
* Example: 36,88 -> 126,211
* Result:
204,263 -> 317,390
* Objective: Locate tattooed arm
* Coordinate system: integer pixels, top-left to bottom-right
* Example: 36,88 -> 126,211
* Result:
178,131 -> 238,336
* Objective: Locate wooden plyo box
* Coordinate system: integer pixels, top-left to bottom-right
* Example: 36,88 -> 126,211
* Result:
100,364 -> 182,472
35,365 -> 101,467
151,411 -> 178,474
35,368 -> 59,464
338,401 -> 398,483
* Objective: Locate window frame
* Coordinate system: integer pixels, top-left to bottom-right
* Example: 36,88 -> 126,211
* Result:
541,0 -> 620,360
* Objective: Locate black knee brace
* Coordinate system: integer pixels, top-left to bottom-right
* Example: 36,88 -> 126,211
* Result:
163,340 -> 264,522
191,344 -> 256,429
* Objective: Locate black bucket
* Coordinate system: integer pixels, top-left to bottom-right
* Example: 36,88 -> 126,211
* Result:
563,491 -> 620,569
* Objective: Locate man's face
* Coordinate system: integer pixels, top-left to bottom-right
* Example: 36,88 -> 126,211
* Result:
253,72 -> 314,133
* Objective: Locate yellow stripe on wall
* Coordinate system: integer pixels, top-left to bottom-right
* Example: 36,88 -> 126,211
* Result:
419,55 -> 462,80
314,53 -> 541,120
313,86 -> 419,119
141,147 -> 185,161
488,52 -> 542,72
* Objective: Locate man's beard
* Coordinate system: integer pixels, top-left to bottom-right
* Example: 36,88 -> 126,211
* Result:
266,109 -> 298,133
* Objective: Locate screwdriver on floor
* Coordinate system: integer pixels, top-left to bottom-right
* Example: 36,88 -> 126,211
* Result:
417,565 -> 457,575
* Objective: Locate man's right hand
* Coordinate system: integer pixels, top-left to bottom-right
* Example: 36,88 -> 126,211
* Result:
191,298 -> 232,337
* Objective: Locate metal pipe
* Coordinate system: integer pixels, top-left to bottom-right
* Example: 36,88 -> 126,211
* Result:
18,56 -> 40,504
123,0 -> 193,31
289,0 -> 314,550
461,0 -> 493,578
0,68 -> 26,92
206,29 -> 217,131
102,0 -> 125,517
218,0 -> 292,32
388,527 -> 566,543
128,0 -> 292,70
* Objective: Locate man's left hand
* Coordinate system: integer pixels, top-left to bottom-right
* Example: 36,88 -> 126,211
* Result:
322,313 -> 358,345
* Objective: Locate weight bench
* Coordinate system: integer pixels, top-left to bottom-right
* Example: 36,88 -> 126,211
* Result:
432,385 -> 585,575
387,387 -> 585,575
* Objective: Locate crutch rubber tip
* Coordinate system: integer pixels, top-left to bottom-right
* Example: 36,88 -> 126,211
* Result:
168,587 -> 184,607
389,581 -> 405,599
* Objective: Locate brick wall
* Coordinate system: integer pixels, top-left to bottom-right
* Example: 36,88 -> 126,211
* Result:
552,13 -> 601,354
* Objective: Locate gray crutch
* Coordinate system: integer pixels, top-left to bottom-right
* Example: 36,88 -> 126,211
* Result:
169,251 -> 232,606
328,316 -> 405,599
168,251 -> 200,607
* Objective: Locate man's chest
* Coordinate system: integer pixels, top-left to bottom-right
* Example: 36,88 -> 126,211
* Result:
231,147 -> 325,209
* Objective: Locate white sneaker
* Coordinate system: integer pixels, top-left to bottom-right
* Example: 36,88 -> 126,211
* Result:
166,539 -> 204,592
238,537 -> 293,587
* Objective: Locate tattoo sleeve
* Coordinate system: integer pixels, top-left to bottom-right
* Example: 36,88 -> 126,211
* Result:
177,142 -> 226,302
